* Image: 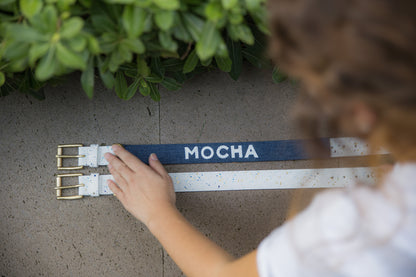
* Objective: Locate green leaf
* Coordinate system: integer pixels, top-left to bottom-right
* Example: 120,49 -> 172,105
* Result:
56,43 -> 86,70
115,71 -> 128,99
104,0 -> 136,3
137,57 -> 150,77
120,63 -> 139,78
183,49 -> 198,73
228,24 -> 254,45
159,51 -> 180,59
42,5 -> 58,33
20,0 -> 43,18
124,77 -> 140,100
272,66 -> 287,83
161,76 -> 181,91
205,2 -> 223,21
97,57 -> 115,89
121,38 -> 145,54
196,21 -> 220,61
35,46 -> 57,81
87,36 -> 101,54
222,0 -> 238,9
57,0 -> 77,11
68,36 -> 87,52
60,17 -> 84,39
122,5 -> 147,38
144,74 -> 163,83
148,82 -> 160,101
100,71 -> 115,89
99,32 -> 118,53
91,14 -> 116,33
227,24 -> 239,41
155,10 -> 174,31
8,58 -> 28,72
158,31 -> 177,52
216,39 -> 228,57
117,42 -> 133,63
200,57 -> 212,66
81,58 -> 94,98
229,15 -> 243,25
29,42 -> 49,66
245,0 -> 262,11
139,78 -> 150,96
7,25 -> 46,42
172,71 -> 186,84
162,58 -> 184,72
143,13 -> 153,32
153,0 -> 179,10
249,7 -> 270,35
0,72 -> 5,87
182,13 -> 204,41
150,57 -> 165,77
227,38 -> 242,80
1,0 -> 17,7
108,50 -> 123,72
215,55 -> 232,72
4,41 -> 29,60
237,24 -> 254,45
172,14 -> 191,42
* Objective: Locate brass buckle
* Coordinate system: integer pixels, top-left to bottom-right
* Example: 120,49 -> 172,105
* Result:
55,173 -> 84,200
56,144 -> 85,170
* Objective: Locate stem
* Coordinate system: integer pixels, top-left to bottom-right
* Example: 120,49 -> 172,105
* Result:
180,42 -> 193,60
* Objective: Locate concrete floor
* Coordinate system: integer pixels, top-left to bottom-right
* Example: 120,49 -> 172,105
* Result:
0,65 -> 324,276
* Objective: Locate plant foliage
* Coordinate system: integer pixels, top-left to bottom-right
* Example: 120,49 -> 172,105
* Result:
0,0 -> 287,100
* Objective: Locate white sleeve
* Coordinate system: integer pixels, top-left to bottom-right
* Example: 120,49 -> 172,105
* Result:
257,190 -> 360,277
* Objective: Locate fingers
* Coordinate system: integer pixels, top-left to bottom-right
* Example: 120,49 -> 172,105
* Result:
108,162 -> 129,190
105,152 -> 134,178
149,153 -> 169,178
107,179 -> 123,199
112,144 -> 147,172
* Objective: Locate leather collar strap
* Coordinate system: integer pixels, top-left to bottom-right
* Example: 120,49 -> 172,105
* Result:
58,167 -> 375,198
74,137 -> 387,168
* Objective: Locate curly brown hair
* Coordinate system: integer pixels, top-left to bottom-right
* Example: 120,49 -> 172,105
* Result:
267,0 -> 416,161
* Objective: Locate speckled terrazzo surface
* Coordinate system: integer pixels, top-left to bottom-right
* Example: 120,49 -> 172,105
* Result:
0,65 -> 329,276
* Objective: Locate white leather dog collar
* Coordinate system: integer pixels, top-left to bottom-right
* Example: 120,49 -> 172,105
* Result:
55,167 -> 376,199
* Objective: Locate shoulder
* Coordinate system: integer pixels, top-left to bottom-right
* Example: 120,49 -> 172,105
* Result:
257,189 -> 360,276
257,163 -> 416,277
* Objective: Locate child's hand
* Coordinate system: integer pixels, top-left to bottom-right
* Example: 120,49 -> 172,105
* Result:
104,144 -> 176,227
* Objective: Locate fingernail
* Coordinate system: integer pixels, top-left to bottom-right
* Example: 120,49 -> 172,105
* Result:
150,153 -> 158,160
112,144 -> 123,151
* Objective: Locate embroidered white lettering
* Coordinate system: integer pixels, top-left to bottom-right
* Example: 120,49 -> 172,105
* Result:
216,145 -> 229,159
231,145 -> 243,158
201,146 -> 214,159
244,144 -> 259,158
185,146 -> 199,160
184,145 -> 258,160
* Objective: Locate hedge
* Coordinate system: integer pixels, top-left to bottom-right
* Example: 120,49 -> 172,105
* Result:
0,0 -> 287,101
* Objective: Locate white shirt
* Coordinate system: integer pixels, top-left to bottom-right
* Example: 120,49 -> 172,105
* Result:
257,163 -> 416,277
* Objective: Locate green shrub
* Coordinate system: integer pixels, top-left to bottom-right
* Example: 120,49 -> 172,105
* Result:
0,0 -> 286,100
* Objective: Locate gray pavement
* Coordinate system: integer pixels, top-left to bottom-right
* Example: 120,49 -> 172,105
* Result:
0,65 -> 323,276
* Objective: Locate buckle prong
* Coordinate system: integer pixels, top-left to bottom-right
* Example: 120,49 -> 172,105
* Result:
56,173 -> 84,200
57,144 -> 84,170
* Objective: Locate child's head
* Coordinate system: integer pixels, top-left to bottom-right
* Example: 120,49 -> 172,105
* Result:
267,0 -> 416,161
